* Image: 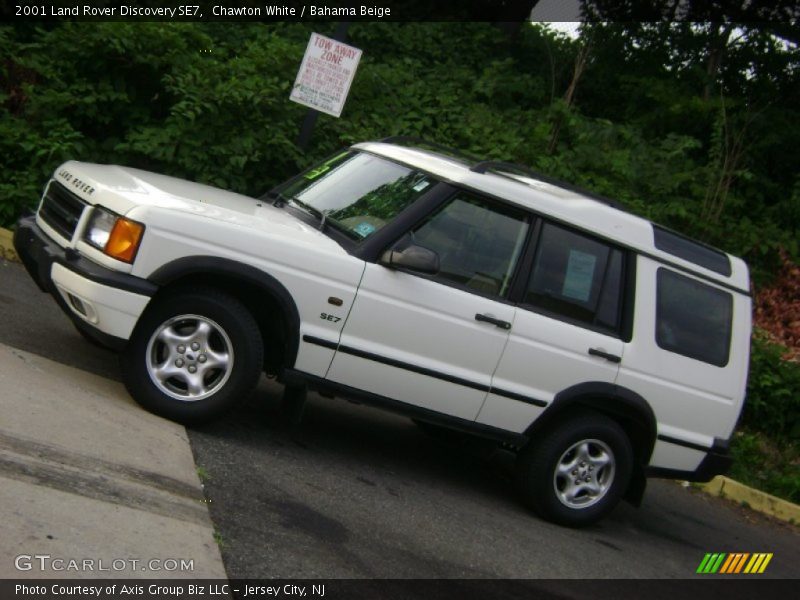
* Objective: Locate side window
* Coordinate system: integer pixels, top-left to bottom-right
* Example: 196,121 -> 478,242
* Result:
656,269 -> 733,367
410,193 -> 529,297
523,222 -> 625,335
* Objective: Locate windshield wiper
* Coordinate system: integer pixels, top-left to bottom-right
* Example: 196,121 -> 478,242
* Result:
277,196 -> 342,235
319,210 -> 332,232
261,189 -> 290,207
286,196 -> 324,220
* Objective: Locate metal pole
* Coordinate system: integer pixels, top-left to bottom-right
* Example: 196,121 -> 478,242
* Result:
296,22 -> 351,151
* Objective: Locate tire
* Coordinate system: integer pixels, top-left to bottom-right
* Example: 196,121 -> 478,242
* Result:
120,287 -> 263,424
516,412 -> 633,527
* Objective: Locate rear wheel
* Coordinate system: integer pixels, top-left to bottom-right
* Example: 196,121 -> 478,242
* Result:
121,288 -> 263,424
516,412 -> 632,527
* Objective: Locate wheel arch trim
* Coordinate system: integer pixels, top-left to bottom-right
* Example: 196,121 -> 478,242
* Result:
526,382 -> 658,465
147,256 -> 301,367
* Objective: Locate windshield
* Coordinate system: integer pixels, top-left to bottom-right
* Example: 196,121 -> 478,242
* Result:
275,151 -> 436,241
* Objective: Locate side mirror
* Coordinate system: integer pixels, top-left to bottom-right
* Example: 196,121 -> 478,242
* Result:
379,243 -> 440,275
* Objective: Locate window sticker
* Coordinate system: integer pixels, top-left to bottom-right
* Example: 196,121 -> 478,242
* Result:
353,222 -> 377,238
562,250 -> 597,302
304,151 -> 350,180
412,179 -> 430,193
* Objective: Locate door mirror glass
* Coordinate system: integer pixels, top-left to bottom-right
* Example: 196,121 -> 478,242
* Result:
380,243 -> 440,274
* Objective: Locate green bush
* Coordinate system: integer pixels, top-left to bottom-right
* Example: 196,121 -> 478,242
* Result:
3,20 -> 798,279
729,430 -> 799,503
742,332 -> 800,441
715,332 -> 799,503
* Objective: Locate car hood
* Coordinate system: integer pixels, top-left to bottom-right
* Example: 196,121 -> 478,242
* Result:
53,161 -> 343,252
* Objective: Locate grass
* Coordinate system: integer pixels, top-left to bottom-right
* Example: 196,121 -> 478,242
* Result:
728,429 -> 800,504
196,465 -> 211,483
213,531 -> 225,548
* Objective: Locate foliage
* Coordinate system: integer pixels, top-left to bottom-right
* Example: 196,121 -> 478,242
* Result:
731,325 -> 799,503
754,251 -> 800,360
2,22 -> 799,281
743,332 -> 800,442
729,430 -> 799,504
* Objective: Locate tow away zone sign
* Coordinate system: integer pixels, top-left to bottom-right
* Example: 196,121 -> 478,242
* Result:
290,32 -> 362,118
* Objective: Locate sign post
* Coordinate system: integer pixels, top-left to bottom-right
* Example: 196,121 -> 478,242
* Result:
291,27 -> 361,149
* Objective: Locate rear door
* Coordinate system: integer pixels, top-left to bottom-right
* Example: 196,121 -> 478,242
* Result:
477,220 -> 629,432
325,191 -> 531,421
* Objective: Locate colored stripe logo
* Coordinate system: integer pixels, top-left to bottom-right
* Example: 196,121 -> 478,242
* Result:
697,553 -> 773,574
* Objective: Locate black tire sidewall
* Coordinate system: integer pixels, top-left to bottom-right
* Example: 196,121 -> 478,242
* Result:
517,414 -> 633,527
121,288 -> 263,424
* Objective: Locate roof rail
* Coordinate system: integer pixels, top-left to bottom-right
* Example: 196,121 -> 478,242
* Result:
470,160 -> 624,210
379,136 -> 479,163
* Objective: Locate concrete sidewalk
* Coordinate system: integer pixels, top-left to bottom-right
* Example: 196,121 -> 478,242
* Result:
0,343 -> 227,579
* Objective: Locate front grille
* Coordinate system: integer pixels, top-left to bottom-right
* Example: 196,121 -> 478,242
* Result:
39,181 -> 88,240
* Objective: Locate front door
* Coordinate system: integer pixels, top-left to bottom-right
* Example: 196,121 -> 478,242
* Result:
326,191 -> 531,421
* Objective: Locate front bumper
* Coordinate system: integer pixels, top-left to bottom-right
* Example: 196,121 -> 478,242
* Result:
14,216 -> 158,348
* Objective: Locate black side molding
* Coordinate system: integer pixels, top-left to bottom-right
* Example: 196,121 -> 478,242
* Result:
489,387 -> 548,408
303,335 -> 337,351
302,335 -> 549,408
656,434 -> 710,453
283,368 -> 527,446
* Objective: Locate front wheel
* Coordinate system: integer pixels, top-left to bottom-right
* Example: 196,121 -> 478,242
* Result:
516,413 -> 632,527
121,288 -> 263,424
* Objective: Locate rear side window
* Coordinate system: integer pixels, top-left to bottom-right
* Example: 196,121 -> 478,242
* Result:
656,269 -> 733,366
523,222 -> 625,335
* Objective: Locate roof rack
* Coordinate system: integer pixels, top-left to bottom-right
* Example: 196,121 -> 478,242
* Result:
470,160 -> 624,210
379,136 -> 479,163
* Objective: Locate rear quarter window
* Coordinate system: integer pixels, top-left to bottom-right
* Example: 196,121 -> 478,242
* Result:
653,225 -> 732,276
655,268 -> 733,367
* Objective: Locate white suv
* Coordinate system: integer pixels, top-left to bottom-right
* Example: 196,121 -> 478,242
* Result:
14,138 -> 752,526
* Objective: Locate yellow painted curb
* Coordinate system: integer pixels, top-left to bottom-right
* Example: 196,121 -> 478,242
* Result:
0,227 -> 19,262
700,476 -> 800,525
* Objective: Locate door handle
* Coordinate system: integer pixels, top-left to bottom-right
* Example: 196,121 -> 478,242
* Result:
588,348 -> 621,363
475,313 -> 512,330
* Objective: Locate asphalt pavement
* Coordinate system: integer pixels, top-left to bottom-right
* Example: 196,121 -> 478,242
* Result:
1,257 -> 798,581
0,260 -> 226,579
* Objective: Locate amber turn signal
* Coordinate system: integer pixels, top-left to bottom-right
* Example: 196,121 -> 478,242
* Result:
105,217 -> 144,263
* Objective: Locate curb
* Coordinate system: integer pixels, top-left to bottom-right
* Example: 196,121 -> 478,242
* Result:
699,476 -> 800,525
0,227 -> 18,262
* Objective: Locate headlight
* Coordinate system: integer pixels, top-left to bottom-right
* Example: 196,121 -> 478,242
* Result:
83,206 -> 145,263
84,207 -> 117,249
